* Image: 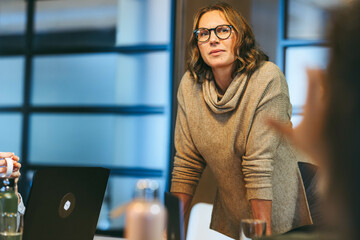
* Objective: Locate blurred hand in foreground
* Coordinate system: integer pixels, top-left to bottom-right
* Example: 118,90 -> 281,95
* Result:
267,69 -> 328,166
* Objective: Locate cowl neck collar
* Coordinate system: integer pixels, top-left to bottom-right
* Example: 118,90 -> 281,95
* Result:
202,73 -> 248,114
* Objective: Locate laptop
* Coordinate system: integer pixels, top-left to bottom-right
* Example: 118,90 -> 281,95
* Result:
165,192 -> 185,240
23,167 -> 110,240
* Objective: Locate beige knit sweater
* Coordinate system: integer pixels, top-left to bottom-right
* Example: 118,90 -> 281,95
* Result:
171,61 -> 312,239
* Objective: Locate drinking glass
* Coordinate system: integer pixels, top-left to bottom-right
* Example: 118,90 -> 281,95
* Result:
0,212 -> 23,240
239,219 -> 266,240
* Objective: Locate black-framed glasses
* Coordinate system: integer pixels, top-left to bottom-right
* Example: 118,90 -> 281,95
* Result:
193,24 -> 233,42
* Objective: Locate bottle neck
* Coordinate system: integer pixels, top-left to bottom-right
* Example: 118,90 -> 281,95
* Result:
134,179 -> 159,201
0,178 -> 15,192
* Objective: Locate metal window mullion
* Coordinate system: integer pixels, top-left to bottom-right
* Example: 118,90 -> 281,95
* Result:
26,165 -> 163,178
28,106 -> 165,115
166,0 -> 179,192
0,44 -> 169,56
19,0 -> 35,201
277,0 -> 286,72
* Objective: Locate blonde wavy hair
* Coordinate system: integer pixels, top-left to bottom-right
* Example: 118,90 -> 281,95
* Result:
186,2 -> 268,82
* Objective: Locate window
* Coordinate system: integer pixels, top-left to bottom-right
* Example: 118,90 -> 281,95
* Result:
0,0 -> 175,236
277,0 -> 336,126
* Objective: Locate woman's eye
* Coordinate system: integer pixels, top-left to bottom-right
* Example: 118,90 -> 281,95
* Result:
199,31 -> 209,37
218,27 -> 229,33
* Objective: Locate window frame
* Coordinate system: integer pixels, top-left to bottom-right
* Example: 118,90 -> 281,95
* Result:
277,0 -> 328,118
0,0 -> 176,235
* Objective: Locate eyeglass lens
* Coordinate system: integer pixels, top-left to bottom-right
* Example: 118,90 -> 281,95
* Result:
196,25 -> 231,42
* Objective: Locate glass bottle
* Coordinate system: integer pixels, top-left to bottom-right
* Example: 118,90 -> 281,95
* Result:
0,178 -> 20,239
0,178 -> 17,214
125,179 -> 167,240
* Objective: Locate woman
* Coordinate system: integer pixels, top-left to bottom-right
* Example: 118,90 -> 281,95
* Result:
170,2 -> 311,239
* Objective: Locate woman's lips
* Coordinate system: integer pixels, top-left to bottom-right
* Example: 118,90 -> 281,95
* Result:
209,49 -> 225,55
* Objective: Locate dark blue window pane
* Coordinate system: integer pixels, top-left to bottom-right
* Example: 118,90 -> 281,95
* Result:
116,0 -> 170,45
29,114 -> 168,169
285,46 -> 329,108
0,114 -> 22,155
32,53 -> 169,106
0,0 -> 26,51
0,57 -> 24,105
286,0 -> 337,40
34,0 -> 117,48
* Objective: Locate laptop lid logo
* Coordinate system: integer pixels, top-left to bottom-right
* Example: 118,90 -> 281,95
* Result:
59,192 -> 76,218
64,201 -> 71,210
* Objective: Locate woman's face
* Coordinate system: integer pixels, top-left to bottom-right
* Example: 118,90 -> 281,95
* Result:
197,10 -> 237,71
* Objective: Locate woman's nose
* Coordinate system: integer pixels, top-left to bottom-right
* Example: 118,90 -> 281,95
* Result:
209,30 -> 219,43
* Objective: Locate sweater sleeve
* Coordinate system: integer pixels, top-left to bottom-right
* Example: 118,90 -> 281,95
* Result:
170,77 -> 206,196
242,69 -> 292,201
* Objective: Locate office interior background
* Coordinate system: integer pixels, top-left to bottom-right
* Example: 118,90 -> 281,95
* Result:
0,0 -> 339,236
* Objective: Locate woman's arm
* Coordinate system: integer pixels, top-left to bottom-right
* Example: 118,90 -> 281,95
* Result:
242,67 -> 291,235
170,76 -> 205,216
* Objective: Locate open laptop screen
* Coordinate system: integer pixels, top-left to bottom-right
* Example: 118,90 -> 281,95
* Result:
23,167 -> 109,240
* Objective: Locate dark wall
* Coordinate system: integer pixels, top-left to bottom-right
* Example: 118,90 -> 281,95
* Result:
251,0 -> 279,62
